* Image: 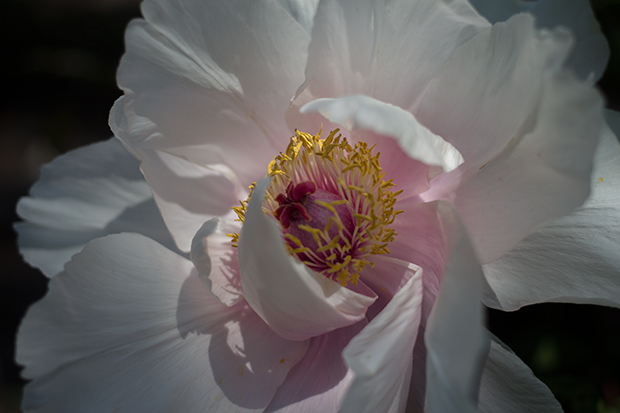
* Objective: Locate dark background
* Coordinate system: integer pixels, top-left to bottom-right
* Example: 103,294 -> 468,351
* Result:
0,1 -> 619,412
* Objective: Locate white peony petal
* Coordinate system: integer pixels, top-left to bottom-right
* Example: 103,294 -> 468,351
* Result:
478,338 -> 562,413
482,111 -> 620,310
469,0 -> 609,82
287,0 -> 489,133
264,321 -> 366,413
419,13 -> 604,263
425,202 -> 489,413
417,13 -> 575,168
340,263 -> 424,413
111,0 -> 312,250
190,218 -> 244,306
15,138 -> 177,277
111,98 -> 244,252
17,233 -> 308,413
302,95 -> 463,172
454,66 -> 603,263
238,178 -> 377,341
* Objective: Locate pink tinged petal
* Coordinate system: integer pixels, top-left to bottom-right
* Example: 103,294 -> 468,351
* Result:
287,0 -> 488,133
191,218 -> 243,306
114,0 -> 310,181
360,255 -> 423,323
368,135 -> 433,200
17,233 -> 308,413
469,0 -> 609,83
478,338 -> 562,413
14,138 -> 177,278
340,264 -> 424,413
425,202 -> 489,413
302,95 -> 464,172
482,110 -> 620,310
238,178 -> 377,341
264,321 -> 367,413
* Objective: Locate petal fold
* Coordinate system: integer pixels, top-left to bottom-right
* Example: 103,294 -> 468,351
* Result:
15,138 -> 176,277
302,95 -> 463,172
340,263 -> 424,413
238,178 -> 377,341
17,233 -> 308,412
425,202 -> 489,413
469,0 -> 609,82
264,321 -> 366,413
190,218 -> 243,306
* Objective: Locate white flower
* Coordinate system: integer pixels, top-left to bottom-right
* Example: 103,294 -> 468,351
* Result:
15,0 -> 619,412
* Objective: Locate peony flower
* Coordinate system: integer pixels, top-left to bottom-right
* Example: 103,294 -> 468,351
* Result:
15,0 -> 620,412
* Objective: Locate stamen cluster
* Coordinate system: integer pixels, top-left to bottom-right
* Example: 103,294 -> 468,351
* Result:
231,129 -> 402,286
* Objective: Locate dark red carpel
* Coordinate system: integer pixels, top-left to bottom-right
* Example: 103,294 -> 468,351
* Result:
274,181 -> 317,228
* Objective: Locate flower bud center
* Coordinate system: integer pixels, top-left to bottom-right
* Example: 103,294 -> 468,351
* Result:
230,128 -> 402,286
275,182 -> 356,261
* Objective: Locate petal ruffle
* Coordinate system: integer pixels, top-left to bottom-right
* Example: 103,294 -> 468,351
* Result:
17,233 -> 308,412
478,338 -> 562,412
15,138 -> 177,277
417,13 -> 574,168
287,0 -> 489,133
425,202 -> 489,413
238,178 -> 377,341
419,14 -> 604,263
340,264 -> 424,413
469,0 -> 609,82
112,0 -> 312,250
482,111 -> 620,310
302,95 -> 463,172
191,218 -> 243,306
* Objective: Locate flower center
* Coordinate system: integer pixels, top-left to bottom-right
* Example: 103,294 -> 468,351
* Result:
230,128 -> 402,286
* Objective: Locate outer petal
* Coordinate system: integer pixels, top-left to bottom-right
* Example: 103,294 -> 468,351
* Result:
478,338 -> 562,413
425,202 -> 489,413
191,218 -> 243,306
238,178 -> 377,341
287,0 -> 489,132
469,0 -> 609,82
340,264 -> 424,413
482,111 -> 620,310
264,321 -> 366,413
17,233 -> 308,413
417,13 -> 573,168
419,14 -> 604,263
302,95 -> 463,172
112,0 -> 311,250
110,98 -> 244,252
15,138 -> 177,277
